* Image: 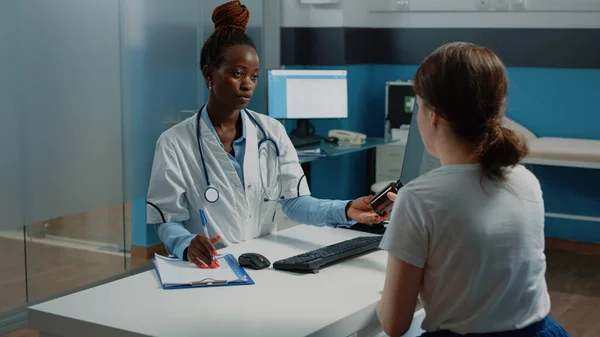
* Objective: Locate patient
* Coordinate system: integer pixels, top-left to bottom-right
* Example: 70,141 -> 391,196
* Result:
375,42 -> 571,337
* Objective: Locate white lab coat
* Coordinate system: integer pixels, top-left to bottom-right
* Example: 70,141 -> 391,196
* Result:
146,108 -> 310,248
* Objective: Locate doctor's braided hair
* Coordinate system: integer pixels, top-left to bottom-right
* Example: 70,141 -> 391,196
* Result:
200,0 -> 255,87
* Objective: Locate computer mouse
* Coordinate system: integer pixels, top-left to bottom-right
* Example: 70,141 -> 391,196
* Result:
238,253 -> 271,270
325,136 -> 339,144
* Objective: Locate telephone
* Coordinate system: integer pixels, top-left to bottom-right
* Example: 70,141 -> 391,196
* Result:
328,129 -> 367,145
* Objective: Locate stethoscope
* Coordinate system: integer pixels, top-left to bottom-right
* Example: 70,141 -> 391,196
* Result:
197,105 -> 283,203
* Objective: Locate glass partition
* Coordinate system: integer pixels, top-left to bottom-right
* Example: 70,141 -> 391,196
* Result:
24,206 -> 129,304
0,228 -> 26,316
0,0 -> 131,320
0,0 -> 29,320
0,0 -> 269,333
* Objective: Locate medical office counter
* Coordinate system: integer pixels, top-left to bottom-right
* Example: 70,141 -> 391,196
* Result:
28,225 -> 425,337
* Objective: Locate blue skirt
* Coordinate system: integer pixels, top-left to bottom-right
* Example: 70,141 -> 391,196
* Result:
420,316 -> 570,337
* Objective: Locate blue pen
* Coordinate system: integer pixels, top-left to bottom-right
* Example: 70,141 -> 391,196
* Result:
199,209 -> 216,262
199,209 -> 209,237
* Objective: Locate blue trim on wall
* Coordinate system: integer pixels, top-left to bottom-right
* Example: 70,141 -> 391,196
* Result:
525,164 -> 600,218
131,197 -> 161,247
526,164 -> 600,241
545,217 -> 600,243
505,67 -> 600,139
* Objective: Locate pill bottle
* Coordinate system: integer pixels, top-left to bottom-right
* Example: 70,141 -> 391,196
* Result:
369,179 -> 403,217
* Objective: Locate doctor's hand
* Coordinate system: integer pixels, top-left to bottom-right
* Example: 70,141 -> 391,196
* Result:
387,192 -> 397,202
345,195 -> 387,224
187,235 -> 221,269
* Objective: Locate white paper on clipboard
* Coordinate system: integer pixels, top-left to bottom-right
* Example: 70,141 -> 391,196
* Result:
154,254 -> 243,286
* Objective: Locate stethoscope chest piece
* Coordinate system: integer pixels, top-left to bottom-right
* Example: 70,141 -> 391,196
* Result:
197,105 -> 283,204
204,186 -> 219,203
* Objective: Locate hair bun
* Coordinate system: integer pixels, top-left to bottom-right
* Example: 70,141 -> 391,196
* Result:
212,0 -> 250,33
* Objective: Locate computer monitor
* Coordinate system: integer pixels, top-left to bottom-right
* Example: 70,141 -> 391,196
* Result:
399,99 -> 441,184
267,69 -> 348,138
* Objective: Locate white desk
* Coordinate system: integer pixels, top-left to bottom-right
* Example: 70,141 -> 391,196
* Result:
28,225 -> 424,337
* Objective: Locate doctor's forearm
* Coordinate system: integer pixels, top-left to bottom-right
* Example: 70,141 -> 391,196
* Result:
155,222 -> 196,259
280,196 -> 353,227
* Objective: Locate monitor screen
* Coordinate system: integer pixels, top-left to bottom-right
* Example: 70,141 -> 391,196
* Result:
400,99 -> 442,184
387,82 -> 415,128
267,69 -> 348,119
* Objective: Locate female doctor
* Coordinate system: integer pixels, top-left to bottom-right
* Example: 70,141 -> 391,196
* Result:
146,0 -> 382,269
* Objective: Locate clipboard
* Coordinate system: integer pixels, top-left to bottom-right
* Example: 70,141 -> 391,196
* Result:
153,253 -> 255,290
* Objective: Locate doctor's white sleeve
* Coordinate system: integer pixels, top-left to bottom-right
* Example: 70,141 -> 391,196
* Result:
146,138 -> 191,224
275,122 -> 311,199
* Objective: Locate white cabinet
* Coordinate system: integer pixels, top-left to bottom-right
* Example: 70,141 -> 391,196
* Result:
375,141 -> 406,184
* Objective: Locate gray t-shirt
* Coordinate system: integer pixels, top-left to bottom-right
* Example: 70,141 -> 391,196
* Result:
380,164 -> 551,334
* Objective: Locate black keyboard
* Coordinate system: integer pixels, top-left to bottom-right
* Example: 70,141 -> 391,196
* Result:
272,236 -> 383,273
290,135 -> 322,149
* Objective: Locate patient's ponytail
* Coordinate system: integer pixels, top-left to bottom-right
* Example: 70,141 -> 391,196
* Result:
476,120 -> 528,180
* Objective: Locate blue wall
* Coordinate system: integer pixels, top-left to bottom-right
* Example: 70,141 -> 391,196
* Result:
286,64 -> 600,242
282,65 -> 376,200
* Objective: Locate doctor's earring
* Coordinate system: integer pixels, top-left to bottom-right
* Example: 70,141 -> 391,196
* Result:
208,80 -> 213,90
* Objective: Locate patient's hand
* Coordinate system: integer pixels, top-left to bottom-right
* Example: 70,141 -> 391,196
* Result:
387,192 -> 397,202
